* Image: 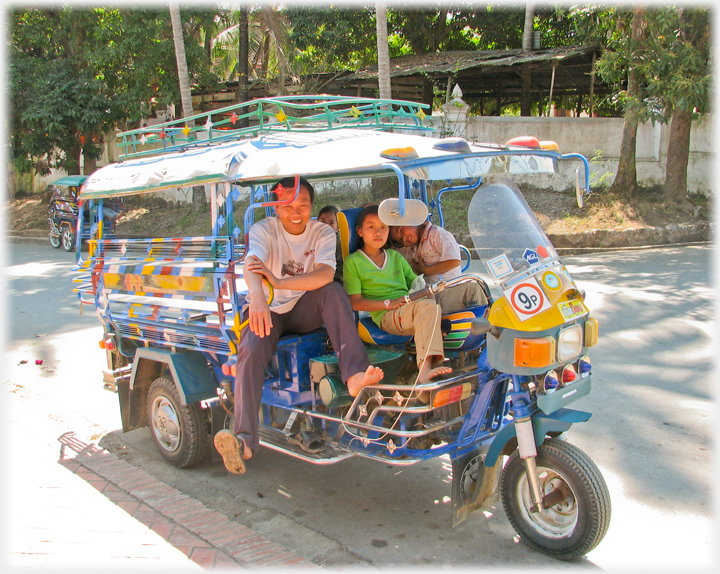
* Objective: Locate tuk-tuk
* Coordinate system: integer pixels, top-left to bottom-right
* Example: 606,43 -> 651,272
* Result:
74,96 -> 609,560
48,174 -> 121,251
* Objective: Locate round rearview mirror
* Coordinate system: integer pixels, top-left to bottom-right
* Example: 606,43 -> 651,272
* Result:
378,198 -> 429,227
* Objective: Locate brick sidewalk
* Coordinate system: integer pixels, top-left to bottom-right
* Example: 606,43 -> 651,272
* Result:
57,436 -> 318,569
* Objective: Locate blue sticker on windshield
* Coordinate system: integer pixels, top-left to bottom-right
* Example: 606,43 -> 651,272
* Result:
522,248 -> 540,266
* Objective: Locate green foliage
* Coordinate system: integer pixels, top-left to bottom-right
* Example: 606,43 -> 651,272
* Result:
285,6 -> 379,73
10,6 -> 222,176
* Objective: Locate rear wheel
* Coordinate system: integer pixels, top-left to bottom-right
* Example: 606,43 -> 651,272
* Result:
147,377 -> 209,468
501,439 -> 611,560
61,227 -> 76,252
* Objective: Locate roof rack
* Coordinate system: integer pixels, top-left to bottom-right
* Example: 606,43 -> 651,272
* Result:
116,95 -> 432,161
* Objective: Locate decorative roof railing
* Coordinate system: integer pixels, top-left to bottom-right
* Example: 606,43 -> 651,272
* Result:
116,95 -> 432,161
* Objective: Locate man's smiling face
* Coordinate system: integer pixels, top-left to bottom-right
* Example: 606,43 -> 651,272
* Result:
275,185 -> 313,235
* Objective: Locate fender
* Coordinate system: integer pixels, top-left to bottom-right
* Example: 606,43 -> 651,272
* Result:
483,407 -> 592,467
130,347 -> 218,405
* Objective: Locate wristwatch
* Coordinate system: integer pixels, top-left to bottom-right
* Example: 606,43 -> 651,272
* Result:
384,299 -> 391,309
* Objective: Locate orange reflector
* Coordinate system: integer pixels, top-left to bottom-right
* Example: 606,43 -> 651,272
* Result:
540,140 -> 559,151
584,317 -> 599,347
98,340 -> 106,349
380,147 -> 419,160
432,383 -> 472,408
514,336 -> 556,368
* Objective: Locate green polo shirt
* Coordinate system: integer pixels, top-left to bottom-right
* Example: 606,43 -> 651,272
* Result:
343,248 -> 417,326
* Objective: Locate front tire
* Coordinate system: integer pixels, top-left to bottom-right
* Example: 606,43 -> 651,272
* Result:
147,377 -> 209,468
61,227 -> 76,252
49,232 -> 61,249
501,439 -> 611,560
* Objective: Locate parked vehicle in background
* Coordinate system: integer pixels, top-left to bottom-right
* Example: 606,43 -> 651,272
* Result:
48,174 -> 121,252
74,95 -> 610,560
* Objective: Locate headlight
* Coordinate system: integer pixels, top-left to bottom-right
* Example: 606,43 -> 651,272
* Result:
557,324 -> 583,362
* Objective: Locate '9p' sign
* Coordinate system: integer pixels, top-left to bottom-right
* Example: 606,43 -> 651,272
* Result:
504,277 -> 550,321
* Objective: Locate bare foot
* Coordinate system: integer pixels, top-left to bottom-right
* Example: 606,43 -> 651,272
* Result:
418,365 -> 453,385
347,365 -> 384,397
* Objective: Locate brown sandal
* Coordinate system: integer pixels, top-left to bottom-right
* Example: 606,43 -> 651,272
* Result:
213,430 -> 247,474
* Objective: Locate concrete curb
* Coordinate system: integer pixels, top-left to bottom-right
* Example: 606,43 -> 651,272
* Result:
456,220 -> 714,257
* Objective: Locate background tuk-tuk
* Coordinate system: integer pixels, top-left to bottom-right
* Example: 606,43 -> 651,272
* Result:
48,174 -> 121,251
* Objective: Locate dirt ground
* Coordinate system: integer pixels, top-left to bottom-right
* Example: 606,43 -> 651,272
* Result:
5,185 -> 711,240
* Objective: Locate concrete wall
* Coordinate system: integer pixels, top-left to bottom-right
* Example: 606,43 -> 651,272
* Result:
13,113 -> 713,197
427,114 -> 713,195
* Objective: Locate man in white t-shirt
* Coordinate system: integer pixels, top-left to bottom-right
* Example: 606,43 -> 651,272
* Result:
214,177 -> 384,475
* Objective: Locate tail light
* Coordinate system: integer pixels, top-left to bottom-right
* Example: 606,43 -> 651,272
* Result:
221,360 -> 237,377
432,383 -> 472,408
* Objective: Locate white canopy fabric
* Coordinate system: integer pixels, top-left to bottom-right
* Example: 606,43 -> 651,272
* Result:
79,128 -> 557,199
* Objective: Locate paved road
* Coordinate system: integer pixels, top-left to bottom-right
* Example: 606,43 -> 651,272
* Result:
2,242 -> 715,569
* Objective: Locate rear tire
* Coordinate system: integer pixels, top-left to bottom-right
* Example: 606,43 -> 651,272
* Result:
61,227 -> 76,252
501,439 -> 611,560
147,377 -> 209,468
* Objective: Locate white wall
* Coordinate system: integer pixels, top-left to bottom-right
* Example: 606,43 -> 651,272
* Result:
429,114 -> 713,195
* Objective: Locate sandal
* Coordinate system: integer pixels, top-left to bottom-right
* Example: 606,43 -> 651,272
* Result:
214,430 -> 247,474
288,430 -> 326,454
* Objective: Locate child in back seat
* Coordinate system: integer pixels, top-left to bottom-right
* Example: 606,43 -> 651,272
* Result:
389,220 -> 487,315
343,204 -> 452,386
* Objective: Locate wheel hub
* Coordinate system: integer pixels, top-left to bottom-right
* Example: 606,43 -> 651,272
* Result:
518,468 -> 578,538
151,396 -> 181,452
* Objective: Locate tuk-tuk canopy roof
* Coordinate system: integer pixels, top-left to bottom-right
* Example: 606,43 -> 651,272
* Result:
51,175 -> 88,187
80,128 -> 559,199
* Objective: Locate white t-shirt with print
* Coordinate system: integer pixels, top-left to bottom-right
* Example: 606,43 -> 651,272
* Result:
245,217 -> 337,314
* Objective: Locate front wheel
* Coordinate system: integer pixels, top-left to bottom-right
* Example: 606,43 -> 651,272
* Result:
501,439 -> 611,560
61,227 -> 76,252
147,377 -> 210,468
49,231 -> 61,249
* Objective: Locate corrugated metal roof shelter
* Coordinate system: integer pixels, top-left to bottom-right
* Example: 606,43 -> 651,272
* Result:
330,45 -> 607,111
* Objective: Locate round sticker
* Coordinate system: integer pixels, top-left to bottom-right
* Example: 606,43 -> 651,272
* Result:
562,266 -> 575,285
542,271 -> 561,291
510,282 -> 546,315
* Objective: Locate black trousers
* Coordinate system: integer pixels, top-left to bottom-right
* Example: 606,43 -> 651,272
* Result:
233,282 -> 370,452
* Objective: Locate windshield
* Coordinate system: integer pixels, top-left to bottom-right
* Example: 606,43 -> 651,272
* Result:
468,178 -> 559,282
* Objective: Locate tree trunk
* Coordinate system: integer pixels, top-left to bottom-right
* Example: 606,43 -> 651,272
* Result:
609,6 -> 645,198
169,3 -> 194,122
376,0 -> 392,100
664,108 -> 692,202
238,5 -> 250,127
519,2 -> 535,116
522,2 -> 535,52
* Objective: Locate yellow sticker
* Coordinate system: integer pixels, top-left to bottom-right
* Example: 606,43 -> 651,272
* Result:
558,299 -> 588,322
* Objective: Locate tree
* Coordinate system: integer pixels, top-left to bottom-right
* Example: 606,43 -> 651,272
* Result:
520,2 -> 535,116
640,6 -> 712,202
170,2 -> 194,121
376,0 -> 391,100
592,6 -> 648,197
10,6 -> 221,178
